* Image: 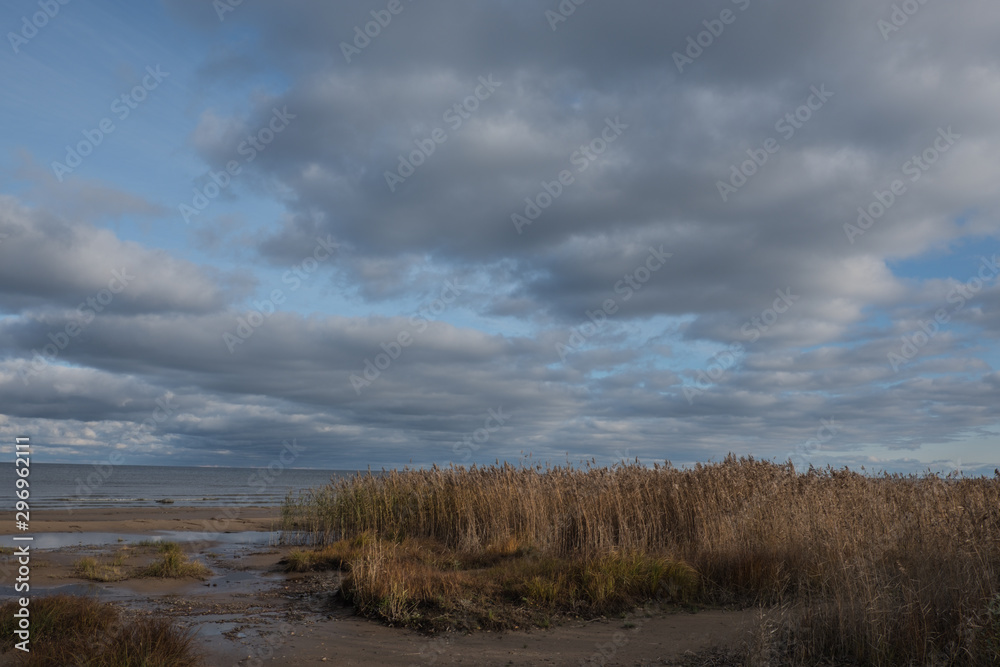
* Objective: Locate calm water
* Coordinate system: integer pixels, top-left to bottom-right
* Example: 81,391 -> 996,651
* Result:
0,462 -> 356,510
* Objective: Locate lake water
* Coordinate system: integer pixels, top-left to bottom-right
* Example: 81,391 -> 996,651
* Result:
0,462 -> 357,510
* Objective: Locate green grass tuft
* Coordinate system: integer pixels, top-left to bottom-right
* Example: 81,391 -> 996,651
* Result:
74,542 -> 210,582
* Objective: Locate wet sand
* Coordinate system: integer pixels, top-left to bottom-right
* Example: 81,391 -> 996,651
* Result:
28,506 -> 282,534
10,507 -> 756,666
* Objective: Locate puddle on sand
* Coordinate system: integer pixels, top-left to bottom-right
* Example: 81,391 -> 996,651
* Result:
157,530 -> 281,547
191,610 -> 286,637
189,565 -> 284,596
29,554 -> 332,664
190,611 -> 296,665
35,583 -> 108,597
191,616 -> 242,637
32,582 -> 158,602
0,530 -> 280,550
26,530 -> 287,598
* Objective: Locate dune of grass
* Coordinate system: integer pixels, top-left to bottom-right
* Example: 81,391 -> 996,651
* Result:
282,457 -> 1000,664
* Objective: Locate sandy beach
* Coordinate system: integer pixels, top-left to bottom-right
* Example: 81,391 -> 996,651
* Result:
27,506 -> 282,535
7,506 -> 756,666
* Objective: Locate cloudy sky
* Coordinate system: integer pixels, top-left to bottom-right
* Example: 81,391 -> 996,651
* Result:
1,0 -> 998,473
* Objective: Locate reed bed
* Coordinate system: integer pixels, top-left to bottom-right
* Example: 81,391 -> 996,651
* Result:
283,456 -> 1000,665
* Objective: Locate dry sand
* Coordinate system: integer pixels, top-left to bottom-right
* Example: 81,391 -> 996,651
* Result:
7,507 -> 756,666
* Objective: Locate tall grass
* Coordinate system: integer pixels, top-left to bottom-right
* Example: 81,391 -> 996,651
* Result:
283,456 -> 1000,664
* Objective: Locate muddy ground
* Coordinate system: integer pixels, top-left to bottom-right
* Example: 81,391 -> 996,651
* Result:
4,508 -> 757,666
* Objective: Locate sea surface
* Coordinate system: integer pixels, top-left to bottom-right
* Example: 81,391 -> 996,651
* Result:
0,462 -> 358,510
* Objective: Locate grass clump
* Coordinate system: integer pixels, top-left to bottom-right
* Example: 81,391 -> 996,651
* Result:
140,542 -> 211,579
74,542 -> 210,582
0,594 -> 200,666
73,548 -> 131,582
283,457 -> 1000,664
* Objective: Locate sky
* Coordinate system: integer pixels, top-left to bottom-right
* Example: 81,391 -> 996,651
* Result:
0,0 -> 998,474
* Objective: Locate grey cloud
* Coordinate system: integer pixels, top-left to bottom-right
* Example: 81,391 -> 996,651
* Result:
3,0 -> 1000,471
0,196 -> 238,315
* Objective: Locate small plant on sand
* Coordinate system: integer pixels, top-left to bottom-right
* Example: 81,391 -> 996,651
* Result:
73,547 -> 132,582
75,542 -> 210,582
285,549 -> 312,572
134,539 -> 163,547
140,542 -> 211,579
